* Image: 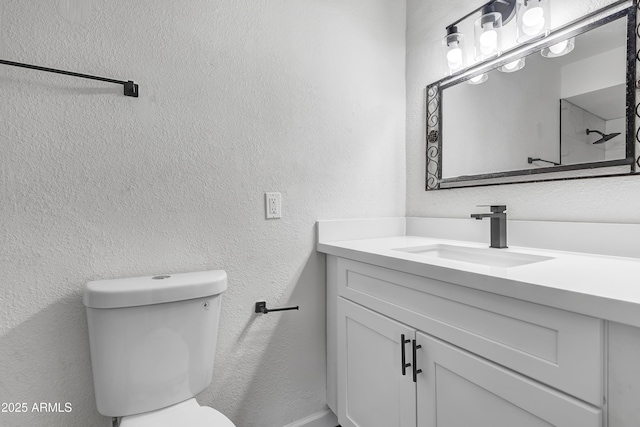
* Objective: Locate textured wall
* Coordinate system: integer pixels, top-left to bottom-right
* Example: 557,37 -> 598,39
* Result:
406,0 -> 640,223
0,1 -> 406,426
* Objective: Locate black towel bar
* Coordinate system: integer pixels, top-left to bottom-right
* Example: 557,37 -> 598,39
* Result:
255,301 -> 299,314
0,59 -> 139,97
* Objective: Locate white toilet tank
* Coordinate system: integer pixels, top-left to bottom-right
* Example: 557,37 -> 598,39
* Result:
84,270 -> 227,417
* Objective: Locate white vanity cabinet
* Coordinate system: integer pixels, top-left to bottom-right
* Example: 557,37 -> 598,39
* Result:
330,256 -> 607,427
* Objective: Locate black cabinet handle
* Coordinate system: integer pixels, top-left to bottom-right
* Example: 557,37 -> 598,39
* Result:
400,334 -> 411,375
412,339 -> 422,383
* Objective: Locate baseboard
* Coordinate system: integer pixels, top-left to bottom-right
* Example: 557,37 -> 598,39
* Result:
282,408 -> 339,427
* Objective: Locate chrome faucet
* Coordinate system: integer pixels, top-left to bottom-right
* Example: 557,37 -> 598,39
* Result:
470,205 -> 507,249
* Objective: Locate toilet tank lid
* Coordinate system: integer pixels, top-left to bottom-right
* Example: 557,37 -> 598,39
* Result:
83,270 -> 227,309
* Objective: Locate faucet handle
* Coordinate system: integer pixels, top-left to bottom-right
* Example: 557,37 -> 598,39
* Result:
477,205 -> 507,213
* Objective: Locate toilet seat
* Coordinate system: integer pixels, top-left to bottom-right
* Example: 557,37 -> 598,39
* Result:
119,398 -> 235,427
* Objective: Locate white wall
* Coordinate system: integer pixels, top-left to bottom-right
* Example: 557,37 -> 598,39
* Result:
560,100 -> 606,165
605,117 -> 626,160
560,46 -> 626,99
0,1 -> 406,426
407,0 -> 640,223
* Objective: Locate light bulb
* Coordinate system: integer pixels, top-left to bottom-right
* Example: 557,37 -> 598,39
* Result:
442,31 -> 466,75
522,7 -> 543,27
522,17 -> 545,35
468,73 -> 488,85
549,40 -> 568,54
516,0 -> 550,43
541,37 -> 575,58
499,57 -> 525,73
480,30 -> 497,48
447,46 -> 463,69
503,60 -> 519,70
479,23 -> 498,55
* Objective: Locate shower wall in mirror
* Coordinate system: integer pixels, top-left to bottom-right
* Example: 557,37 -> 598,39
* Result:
561,89 -> 626,165
425,0 -> 638,190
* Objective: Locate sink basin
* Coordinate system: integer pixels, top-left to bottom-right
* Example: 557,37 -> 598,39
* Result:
393,244 -> 553,268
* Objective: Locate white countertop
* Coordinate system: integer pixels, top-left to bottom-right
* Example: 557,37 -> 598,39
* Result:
317,218 -> 640,327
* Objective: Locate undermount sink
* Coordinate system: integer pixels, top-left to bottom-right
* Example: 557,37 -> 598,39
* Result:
393,244 -> 553,268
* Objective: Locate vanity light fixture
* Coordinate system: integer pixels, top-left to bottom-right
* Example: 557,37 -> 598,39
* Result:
441,0 -> 557,75
516,0 -> 550,42
540,37 -> 575,57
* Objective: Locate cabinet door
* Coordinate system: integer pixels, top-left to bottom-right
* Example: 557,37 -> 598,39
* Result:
337,298 -> 417,427
415,331 -> 602,427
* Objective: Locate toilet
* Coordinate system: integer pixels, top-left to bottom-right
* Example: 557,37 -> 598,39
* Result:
83,270 -> 235,426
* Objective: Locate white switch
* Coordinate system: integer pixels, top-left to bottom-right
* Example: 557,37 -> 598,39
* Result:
265,192 -> 281,219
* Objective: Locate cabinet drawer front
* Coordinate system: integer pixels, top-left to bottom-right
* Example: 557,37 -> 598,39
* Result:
337,258 -> 603,406
416,332 -> 602,427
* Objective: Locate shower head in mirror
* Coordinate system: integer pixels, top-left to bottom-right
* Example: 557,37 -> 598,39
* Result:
586,129 -> 621,144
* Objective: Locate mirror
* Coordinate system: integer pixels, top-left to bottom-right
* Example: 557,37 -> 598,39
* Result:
560,84 -> 626,165
426,2 -> 638,190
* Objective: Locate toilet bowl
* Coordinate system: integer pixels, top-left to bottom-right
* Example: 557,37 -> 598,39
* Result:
84,270 -> 235,426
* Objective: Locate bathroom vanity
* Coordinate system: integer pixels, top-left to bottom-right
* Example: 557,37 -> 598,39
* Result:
318,218 -> 640,427
318,1 -> 640,425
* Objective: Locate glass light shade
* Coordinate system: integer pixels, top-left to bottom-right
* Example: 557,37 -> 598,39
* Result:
474,12 -> 503,60
499,57 -> 526,73
541,37 -> 575,57
516,0 -> 550,42
442,32 -> 467,76
467,73 -> 488,85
